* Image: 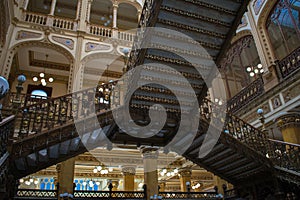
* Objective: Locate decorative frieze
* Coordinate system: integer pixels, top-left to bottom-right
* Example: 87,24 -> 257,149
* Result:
276,113 -> 300,130
253,0 -> 266,15
52,36 -> 74,50
85,42 -> 111,52
16,30 -> 42,40
122,166 -> 136,176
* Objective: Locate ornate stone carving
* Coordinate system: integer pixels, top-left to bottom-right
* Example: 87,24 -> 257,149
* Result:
179,168 -> 192,177
122,165 -> 136,176
85,42 -> 111,52
52,36 -> 74,50
237,15 -> 248,29
140,147 -> 159,159
253,0 -> 266,15
16,31 -> 42,40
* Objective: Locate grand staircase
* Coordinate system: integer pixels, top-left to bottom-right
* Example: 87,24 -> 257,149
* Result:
1,0 -> 300,198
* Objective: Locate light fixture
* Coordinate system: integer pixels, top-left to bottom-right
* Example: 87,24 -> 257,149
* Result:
246,63 -> 264,77
32,54 -> 54,86
101,6 -> 112,27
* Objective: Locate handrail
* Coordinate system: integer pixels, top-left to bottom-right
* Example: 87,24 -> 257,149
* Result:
277,47 -> 300,79
227,76 -> 264,113
267,139 -> 300,173
16,82 -> 117,139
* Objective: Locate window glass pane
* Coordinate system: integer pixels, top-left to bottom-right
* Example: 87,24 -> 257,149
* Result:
267,0 -> 300,59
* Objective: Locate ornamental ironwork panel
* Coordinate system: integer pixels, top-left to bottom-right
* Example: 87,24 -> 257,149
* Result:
268,139 -> 300,173
227,76 -> 264,113
277,47 -> 300,79
15,189 -> 57,198
73,191 -> 145,199
159,192 -> 221,199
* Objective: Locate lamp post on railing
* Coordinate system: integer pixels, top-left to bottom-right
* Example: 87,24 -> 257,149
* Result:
0,76 -> 9,121
257,108 -> 266,132
13,75 -> 26,113
122,48 -> 130,73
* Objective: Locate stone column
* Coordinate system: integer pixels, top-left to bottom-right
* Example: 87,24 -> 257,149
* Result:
276,113 -> 300,144
122,166 -> 136,191
22,0 -> 29,10
75,0 -> 82,20
179,168 -> 192,192
49,0 -> 57,15
141,147 -> 159,200
246,8 -> 279,91
213,176 -> 228,195
77,0 -> 92,31
112,3 -> 118,29
56,158 -> 75,195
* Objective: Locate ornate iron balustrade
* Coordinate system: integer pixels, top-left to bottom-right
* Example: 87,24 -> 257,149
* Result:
2,92 -> 50,111
277,47 -> 300,79
74,191 -> 145,199
16,82 -> 117,139
227,76 -> 264,113
0,115 -> 15,160
201,98 -> 270,156
268,139 -> 300,173
159,192 -> 221,199
15,189 -> 57,199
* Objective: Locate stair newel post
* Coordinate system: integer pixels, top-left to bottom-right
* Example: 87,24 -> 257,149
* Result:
13,75 -> 26,114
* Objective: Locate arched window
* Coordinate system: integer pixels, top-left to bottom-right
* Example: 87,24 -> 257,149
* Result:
222,36 -> 261,98
266,0 -> 300,60
31,89 -> 48,99
117,3 -> 139,30
90,0 -> 113,26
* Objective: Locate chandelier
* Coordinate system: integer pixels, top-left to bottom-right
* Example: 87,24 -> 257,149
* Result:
101,6 -> 112,27
32,54 -> 54,86
246,63 -> 264,77
93,165 -> 113,174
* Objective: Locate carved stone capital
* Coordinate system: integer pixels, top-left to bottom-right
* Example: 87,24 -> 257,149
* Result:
275,113 -> 300,130
140,146 -> 159,159
122,165 -> 136,176
179,168 -> 192,177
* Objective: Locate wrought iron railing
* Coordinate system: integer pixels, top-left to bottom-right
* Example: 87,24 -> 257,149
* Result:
15,189 -> 57,199
0,115 -> 15,160
2,92 -> 50,111
14,82 -> 116,139
277,47 -> 300,79
159,192 -> 221,199
74,191 -> 145,199
268,139 -> 300,173
227,76 -> 264,113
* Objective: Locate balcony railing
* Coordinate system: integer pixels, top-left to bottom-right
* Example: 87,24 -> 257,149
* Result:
159,192 -> 222,199
22,11 -> 135,42
118,31 -> 135,42
227,76 -> 264,113
15,189 -> 57,199
277,47 -> 300,79
89,24 -> 112,37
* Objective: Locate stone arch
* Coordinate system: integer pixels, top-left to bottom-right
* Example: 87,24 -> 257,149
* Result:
2,40 -> 75,93
256,0 -> 278,66
231,30 -> 252,45
117,0 -> 142,11
78,52 -> 123,90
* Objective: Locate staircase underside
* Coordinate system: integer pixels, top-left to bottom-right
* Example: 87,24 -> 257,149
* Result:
9,0 -> 290,188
